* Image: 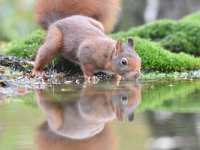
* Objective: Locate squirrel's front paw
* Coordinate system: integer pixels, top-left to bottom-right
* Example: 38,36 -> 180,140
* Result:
31,69 -> 43,77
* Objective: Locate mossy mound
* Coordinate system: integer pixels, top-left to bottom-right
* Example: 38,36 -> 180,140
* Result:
3,11 -> 200,72
113,19 -> 200,56
133,37 -> 200,72
4,30 -> 45,59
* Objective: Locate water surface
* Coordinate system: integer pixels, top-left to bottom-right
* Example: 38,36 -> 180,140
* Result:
0,80 -> 200,150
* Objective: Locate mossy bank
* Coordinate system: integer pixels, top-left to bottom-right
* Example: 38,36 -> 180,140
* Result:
3,11 -> 200,73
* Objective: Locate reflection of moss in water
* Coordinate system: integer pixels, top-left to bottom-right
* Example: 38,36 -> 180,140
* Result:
2,93 -> 38,111
159,88 -> 200,112
138,80 -> 200,112
1,80 -> 200,113
2,87 -> 82,109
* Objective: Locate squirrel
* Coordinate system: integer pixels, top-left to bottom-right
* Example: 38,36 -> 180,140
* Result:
32,15 -> 141,81
35,0 -> 121,33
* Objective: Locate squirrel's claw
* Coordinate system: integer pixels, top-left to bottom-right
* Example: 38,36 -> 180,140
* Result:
84,76 -> 99,84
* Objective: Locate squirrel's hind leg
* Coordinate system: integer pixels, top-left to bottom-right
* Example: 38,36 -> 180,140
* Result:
32,25 -> 63,76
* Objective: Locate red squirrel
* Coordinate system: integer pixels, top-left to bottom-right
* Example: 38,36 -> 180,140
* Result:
32,15 -> 141,81
35,0 -> 121,33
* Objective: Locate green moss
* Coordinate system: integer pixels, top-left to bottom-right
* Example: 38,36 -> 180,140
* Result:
113,19 -> 200,56
140,71 -> 197,80
130,37 -> 200,72
4,30 -> 45,59
160,32 -> 195,54
182,11 -> 200,23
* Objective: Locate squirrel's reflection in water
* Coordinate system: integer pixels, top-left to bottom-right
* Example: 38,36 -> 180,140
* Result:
34,83 -> 141,150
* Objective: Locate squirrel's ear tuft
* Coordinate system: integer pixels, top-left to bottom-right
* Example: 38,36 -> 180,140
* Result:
128,37 -> 134,48
116,39 -> 124,52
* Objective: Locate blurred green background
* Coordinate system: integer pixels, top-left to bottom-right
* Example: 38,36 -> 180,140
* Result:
1,0 -> 200,42
0,0 -> 36,41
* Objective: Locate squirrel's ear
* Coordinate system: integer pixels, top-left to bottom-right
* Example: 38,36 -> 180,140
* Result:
111,48 -> 117,59
116,39 -> 124,52
128,37 -> 134,48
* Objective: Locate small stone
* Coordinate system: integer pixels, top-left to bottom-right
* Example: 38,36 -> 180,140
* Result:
64,81 -> 73,84
61,88 -> 74,92
0,80 -> 6,87
75,79 -> 80,84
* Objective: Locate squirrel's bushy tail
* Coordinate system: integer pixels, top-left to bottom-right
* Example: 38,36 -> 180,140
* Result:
34,0 -> 121,33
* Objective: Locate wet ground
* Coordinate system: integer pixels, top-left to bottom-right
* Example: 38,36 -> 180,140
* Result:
0,79 -> 200,150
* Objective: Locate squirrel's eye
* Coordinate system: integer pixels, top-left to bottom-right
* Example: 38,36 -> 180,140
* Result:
121,96 -> 128,105
120,58 -> 128,66
121,96 -> 128,101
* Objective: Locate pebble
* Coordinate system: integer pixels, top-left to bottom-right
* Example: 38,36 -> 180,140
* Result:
64,81 -> 73,84
0,80 -> 6,87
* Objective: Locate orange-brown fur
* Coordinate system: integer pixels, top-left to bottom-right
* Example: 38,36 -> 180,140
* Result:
35,0 -> 121,33
32,15 -> 141,81
33,25 -> 63,75
35,123 -> 117,150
